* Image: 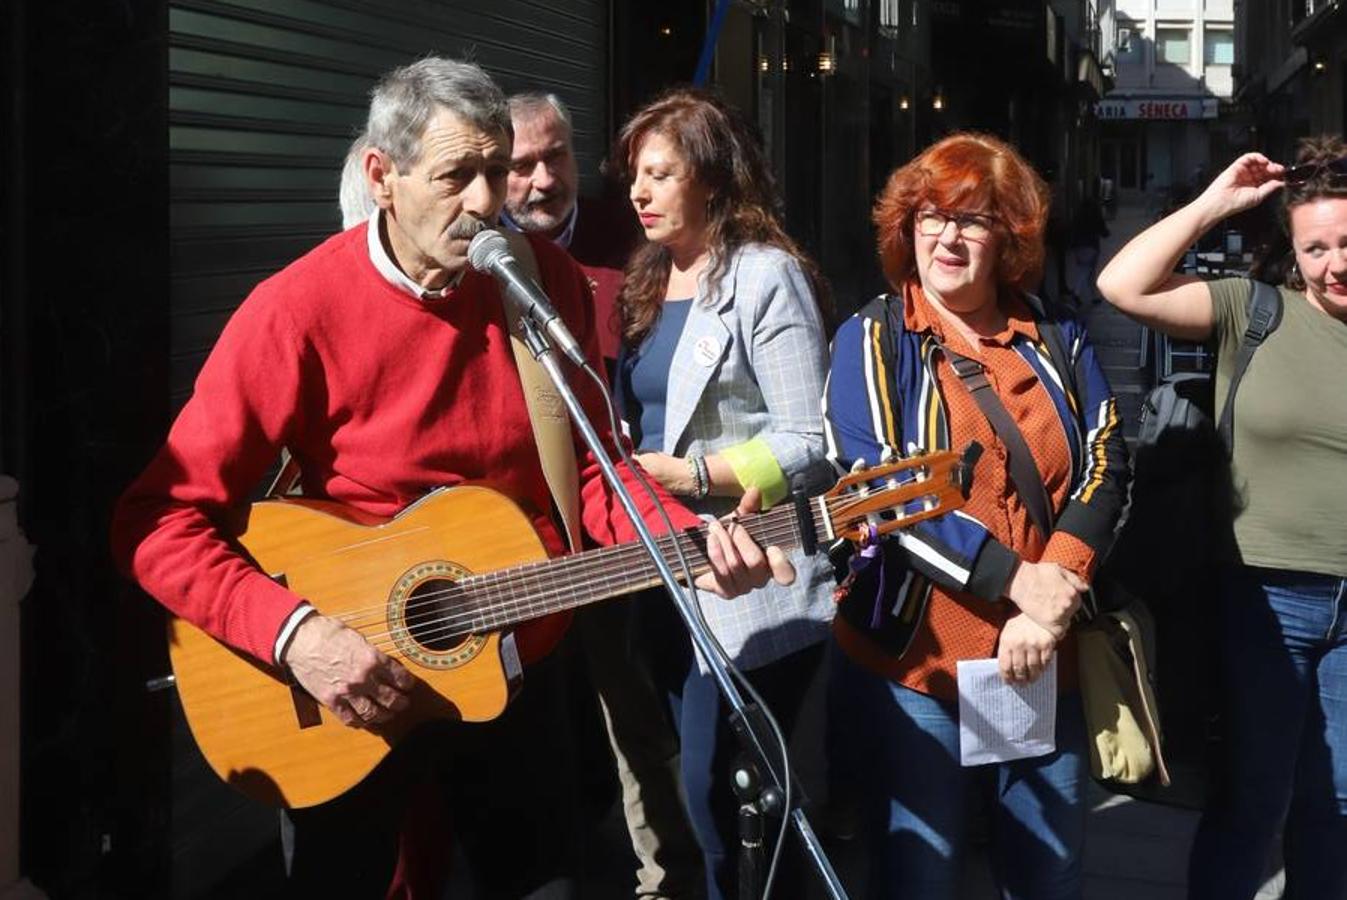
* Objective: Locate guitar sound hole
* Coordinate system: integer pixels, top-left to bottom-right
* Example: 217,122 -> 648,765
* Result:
405,578 -> 469,651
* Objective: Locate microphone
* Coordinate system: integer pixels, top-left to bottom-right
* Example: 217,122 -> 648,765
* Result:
468,229 -> 587,367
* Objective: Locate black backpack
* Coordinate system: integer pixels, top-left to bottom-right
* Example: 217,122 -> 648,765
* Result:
1093,279 -> 1284,807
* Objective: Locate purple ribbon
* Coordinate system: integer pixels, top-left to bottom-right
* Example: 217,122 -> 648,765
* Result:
849,524 -> 887,628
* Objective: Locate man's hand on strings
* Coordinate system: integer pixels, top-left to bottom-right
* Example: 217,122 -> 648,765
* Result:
282,613 -> 416,728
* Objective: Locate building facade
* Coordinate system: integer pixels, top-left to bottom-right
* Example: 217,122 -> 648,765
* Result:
1098,0 -> 1237,198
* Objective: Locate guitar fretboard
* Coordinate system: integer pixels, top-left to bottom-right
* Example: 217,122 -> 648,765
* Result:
447,499 -> 821,632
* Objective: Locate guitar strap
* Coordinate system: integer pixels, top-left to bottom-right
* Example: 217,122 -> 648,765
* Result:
496,231 -> 584,554
266,232 -> 583,555
265,449 -> 302,500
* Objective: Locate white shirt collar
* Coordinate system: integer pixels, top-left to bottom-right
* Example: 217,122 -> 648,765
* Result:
500,201 -> 579,250
366,209 -> 458,301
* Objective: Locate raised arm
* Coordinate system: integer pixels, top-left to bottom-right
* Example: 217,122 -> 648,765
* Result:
1096,153 -> 1285,340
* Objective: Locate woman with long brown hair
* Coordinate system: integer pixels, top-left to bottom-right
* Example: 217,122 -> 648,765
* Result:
613,87 -> 835,899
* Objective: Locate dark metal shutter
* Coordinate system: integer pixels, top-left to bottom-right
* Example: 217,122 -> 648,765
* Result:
170,0 -> 608,407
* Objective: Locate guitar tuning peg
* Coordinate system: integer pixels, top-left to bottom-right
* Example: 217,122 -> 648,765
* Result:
849,459 -> 868,472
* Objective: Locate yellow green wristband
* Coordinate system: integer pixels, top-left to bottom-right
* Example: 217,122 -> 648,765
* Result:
720,437 -> 788,509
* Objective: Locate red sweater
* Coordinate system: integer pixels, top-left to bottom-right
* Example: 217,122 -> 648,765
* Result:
111,224 -> 698,665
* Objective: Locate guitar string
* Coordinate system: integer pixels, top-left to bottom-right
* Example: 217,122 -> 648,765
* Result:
330,471 -> 932,633
354,520 -> 805,654
335,488 -> 942,651
323,479 -> 947,644
349,525 -> 732,640
340,479 -> 950,655
330,512 -> 766,631
337,493 -> 837,638
358,530 -> 801,655
297,475 -> 947,649
321,499 -> 814,627
352,519 -> 803,651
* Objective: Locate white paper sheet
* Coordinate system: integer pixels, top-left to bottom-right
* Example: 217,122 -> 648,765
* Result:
956,656 -> 1057,766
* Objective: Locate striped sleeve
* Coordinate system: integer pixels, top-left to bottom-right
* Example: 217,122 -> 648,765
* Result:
824,309 -> 1016,602
1054,321 -> 1130,556
823,313 -> 899,470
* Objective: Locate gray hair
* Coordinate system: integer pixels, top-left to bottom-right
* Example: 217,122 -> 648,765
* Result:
507,92 -> 572,132
366,57 -> 511,171
338,133 -> 377,229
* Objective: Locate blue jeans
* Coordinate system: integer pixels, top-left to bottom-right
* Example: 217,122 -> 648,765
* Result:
1189,565 -> 1347,900
831,645 -> 1086,900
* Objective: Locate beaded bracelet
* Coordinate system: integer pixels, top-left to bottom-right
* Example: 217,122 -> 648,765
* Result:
694,454 -> 711,499
686,453 -> 710,499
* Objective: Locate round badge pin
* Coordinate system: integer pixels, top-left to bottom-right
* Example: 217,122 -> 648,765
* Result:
693,336 -> 722,367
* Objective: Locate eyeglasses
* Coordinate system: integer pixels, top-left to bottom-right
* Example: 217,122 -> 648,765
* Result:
1284,156 -> 1347,186
914,208 -> 997,241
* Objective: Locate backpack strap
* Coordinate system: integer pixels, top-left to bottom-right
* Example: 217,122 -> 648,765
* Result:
1021,292 -> 1081,413
1215,280 -> 1283,456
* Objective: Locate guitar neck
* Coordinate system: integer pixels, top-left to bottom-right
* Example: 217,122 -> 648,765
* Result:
461,499 -> 822,632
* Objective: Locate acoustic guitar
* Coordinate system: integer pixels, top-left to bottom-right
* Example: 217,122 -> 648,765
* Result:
168,448 -> 975,808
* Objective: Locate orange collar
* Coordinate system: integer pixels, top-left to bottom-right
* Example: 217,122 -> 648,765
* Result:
901,281 -> 1039,352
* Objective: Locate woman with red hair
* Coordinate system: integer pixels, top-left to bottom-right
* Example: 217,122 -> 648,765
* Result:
823,133 -> 1128,897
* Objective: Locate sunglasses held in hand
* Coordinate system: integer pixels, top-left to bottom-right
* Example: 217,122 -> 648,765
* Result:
1283,156 -> 1347,186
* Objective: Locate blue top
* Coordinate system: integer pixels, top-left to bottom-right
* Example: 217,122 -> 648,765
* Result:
621,299 -> 693,451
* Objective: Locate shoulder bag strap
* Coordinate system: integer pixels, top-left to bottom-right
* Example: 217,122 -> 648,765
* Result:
499,231 -> 584,553
937,341 -> 1055,540
1216,280 -> 1283,456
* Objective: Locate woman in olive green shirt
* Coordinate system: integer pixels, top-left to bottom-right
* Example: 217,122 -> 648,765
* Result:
1098,138 -> 1347,900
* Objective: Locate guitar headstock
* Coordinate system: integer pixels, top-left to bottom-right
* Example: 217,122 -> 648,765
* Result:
821,443 -> 981,545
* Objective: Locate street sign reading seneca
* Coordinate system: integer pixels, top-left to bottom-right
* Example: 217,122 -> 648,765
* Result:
1096,98 -> 1218,120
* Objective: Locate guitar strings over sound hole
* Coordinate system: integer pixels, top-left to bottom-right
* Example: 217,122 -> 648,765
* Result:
405,578 -> 470,651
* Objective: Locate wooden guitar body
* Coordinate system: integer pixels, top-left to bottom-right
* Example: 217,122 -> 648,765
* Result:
167,486 -> 542,809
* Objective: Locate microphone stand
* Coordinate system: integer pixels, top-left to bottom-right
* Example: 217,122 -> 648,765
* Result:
515,316 -> 848,900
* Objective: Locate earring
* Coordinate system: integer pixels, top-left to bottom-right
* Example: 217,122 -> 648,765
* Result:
1287,260 -> 1305,291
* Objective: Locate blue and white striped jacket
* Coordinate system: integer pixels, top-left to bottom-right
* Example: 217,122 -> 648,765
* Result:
822,292 -> 1129,653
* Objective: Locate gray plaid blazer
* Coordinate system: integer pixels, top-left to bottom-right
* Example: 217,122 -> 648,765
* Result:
652,242 -> 836,671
